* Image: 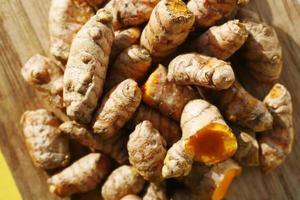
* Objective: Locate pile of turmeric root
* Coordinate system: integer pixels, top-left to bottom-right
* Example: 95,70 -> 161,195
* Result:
20,0 -> 294,199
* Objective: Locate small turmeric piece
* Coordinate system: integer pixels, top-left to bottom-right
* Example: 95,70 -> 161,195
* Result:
140,0 -> 195,61
128,121 -> 167,182
59,121 -> 128,164
21,54 -> 64,109
101,165 -> 145,200
168,53 -> 235,90
143,183 -> 168,200
127,104 -> 181,147
190,20 -> 249,60
121,195 -> 142,200
105,45 -> 152,90
93,79 -> 142,138
49,0 -> 95,64
64,8 -> 114,124
259,84 -> 294,172
142,64 -> 198,121
21,109 -> 70,169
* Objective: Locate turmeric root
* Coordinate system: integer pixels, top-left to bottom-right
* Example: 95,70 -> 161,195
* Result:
110,27 -> 141,61
190,20 -> 248,60
20,109 -> 70,169
211,81 -> 273,132
21,54 -> 64,109
143,183 -> 168,200
105,45 -> 152,90
168,53 -> 235,90
101,165 -> 145,200
259,84 -> 294,172
140,0 -> 195,61
128,121 -> 167,182
238,9 -> 283,82
121,195 -> 142,200
48,153 -> 111,197
127,104 -> 181,147
59,121 -> 128,164
142,64 -> 198,121
49,0 -> 95,64
187,0 -> 248,28
93,79 -> 141,138
64,8 -> 114,124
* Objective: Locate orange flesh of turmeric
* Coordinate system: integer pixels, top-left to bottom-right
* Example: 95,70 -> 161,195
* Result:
186,123 -> 237,165
270,85 -> 282,98
167,0 -> 189,14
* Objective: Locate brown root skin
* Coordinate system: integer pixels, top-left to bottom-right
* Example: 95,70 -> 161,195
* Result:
93,79 -> 142,139
64,8 -> 114,124
49,0 -> 95,64
127,104 -> 181,147
211,81 -> 273,132
128,121 -> 167,182
77,187 -> 103,200
190,20 -> 249,60
105,45 -> 152,90
101,165 -> 145,200
167,53 -> 235,90
140,0 -> 195,61
143,183 -> 168,200
181,99 -> 237,165
48,153 -> 111,197
59,121 -> 128,164
142,64 -> 198,122
21,54 -> 64,109
259,84 -> 293,172
20,109 -> 70,169
121,195 -> 142,200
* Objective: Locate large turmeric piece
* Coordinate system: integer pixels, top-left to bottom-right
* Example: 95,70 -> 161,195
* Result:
21,109 -> 70,169
49,0 -> 95,64
259,84 -> 294,172
143,183 -> 168,200
128,121 -> 167,182
21,54 -> 64,109
64,8 -> 114,124
127,104 -> 181,147
190,20 -> 248,60
93,79 -> 141,138
168,53 -> 235,90
142,64 -> 198,121
101,165 -> 145,200
59,121 -> 128,164
140,0 -> 195,61
105,45 -> 152,90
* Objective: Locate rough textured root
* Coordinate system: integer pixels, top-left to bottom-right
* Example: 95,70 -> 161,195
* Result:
190,20 -> 249,60
212,81 -> 273,132
105,45 -> 152,90
20,109 -> 70,169
86,0 -> 107,9
121,195 -> 142,200
48,153 -> 111,197
143,182 -> 168,200
64,8 -> 114,124
168,53 -> 235,90
237,9 -> 283,83
59,121 -> 128,164
140,0 -> 195,61
128,121 -> 167,182
109,0 -> 160,30
101,165 -> 145,200
187,0 -> 248,28
162,139 -> 193,179
259,84 -> 293,172
93,79 -> 142,138
232,127 -> 259,166
142,64 -> 198,121
21,54 -> 64,109
127,104 -> 181,147
110,27 -> 141,61
196,159 -> 242,200
49,0 -> 95,64
180,99 -> 237,165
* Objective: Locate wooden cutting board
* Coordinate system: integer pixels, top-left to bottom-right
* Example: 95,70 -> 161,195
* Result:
0,0 -> 299,199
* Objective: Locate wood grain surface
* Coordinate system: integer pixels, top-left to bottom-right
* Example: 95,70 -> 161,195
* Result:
0,0 -> 299,200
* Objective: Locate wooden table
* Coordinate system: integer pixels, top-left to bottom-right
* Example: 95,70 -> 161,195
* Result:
0,0 -> 299,199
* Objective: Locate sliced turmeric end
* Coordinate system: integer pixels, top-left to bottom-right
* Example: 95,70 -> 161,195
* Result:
185,123 -> 237,165
269,84 -> 284,98
167,0 -> 189,14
